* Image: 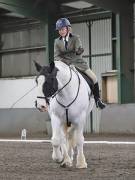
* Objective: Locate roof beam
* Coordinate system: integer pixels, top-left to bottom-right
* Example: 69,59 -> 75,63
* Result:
84,0 -> 130,14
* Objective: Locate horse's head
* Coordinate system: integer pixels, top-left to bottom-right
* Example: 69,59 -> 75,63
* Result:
34,61 -> 58,112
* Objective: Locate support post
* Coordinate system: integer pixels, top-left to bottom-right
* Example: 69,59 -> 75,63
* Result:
116,4 -> 134,103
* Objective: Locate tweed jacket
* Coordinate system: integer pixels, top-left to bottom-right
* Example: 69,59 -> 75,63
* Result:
54,33 -> 89,71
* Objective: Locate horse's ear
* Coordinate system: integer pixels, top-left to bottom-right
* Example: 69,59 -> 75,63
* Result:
34,61 -> 42,72
49,61 -> 55,72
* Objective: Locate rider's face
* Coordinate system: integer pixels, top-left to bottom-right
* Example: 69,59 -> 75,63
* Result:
58,27 -> 68,37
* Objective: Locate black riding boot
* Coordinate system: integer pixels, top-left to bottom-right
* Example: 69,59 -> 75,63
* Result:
93,83 -> 106,109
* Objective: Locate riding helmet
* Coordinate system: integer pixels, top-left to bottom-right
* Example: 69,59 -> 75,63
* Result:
56,18 -> 71,30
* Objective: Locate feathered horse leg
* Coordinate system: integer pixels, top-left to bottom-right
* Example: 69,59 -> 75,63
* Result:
76,114 -> 87,169
51,116 -> 72,167
51,115 -> 63,163
59,124 -> 73,167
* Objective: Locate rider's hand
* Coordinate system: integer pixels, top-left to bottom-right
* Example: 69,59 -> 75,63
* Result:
76,47 -> 84,55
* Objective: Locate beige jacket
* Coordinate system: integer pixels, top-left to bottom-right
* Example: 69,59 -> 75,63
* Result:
54,33 -> 89,71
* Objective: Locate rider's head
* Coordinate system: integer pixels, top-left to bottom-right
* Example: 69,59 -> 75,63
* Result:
56,18 -> 71,37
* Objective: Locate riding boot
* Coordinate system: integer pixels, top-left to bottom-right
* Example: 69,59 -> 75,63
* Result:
93,83 -> 106,109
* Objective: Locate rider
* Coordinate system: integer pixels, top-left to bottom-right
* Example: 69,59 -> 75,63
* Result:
54,18 -> 106,109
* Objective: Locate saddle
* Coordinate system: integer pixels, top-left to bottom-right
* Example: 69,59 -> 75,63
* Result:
76,68 -> 94,93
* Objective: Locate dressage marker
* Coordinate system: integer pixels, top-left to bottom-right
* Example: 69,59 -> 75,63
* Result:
0,139 -> 135,145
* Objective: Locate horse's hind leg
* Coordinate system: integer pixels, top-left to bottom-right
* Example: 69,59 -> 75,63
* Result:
76,118 -> 87,168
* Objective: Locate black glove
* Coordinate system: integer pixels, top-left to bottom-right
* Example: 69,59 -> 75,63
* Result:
76,47 -> 84,55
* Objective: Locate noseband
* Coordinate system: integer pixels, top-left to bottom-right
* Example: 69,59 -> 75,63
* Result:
37,96 -> 50,104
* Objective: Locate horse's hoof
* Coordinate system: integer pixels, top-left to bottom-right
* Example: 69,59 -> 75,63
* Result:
60,160 -> 72,168
57,158 -> 64,164
53,157 -> 64,164
76,163 -> 87,169
60,163 -> 67,168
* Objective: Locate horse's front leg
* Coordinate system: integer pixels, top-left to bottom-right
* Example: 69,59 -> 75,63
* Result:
58,125 -> 73,167
51,115 -> 63,163
66,126 -> 76,162
76,119 -> 87,168
60,142 -> 73,167
51,115 -> 72,167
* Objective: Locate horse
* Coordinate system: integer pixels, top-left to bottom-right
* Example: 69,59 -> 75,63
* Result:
34,60 -> 94,168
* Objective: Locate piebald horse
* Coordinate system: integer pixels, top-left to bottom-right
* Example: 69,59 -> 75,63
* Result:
35,60 -> 94,168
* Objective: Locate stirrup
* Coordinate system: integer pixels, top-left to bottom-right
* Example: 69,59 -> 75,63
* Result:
96,99 -> 106,109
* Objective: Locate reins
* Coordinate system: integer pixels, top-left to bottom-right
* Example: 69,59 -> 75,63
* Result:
37,67 -> 72,104
51,67 -> 72,98
37,66 -> 72,101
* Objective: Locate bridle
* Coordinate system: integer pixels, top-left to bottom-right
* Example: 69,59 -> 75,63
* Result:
37,66 -> 81,126
37,67 -> 72,103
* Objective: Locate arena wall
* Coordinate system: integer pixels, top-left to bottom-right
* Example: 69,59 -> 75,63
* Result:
100,104 -> 135,134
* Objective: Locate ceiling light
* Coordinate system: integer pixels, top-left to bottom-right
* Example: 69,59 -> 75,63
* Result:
62,1 -> 93,9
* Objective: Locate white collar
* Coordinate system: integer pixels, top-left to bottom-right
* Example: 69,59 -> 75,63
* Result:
63,33 -> 69,42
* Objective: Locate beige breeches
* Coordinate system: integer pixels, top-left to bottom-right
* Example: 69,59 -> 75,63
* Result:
85,68 -> 97,84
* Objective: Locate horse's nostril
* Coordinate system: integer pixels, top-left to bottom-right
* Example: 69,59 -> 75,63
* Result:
41,105 -> 45,109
